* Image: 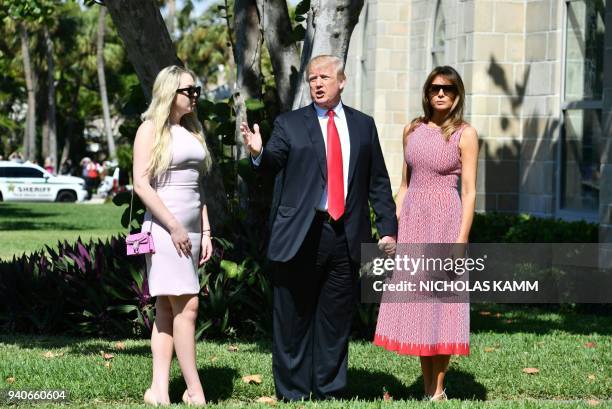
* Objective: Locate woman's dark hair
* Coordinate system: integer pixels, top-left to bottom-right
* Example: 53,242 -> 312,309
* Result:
408,65 -> 466,140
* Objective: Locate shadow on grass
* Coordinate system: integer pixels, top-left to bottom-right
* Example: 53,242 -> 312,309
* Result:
0,221 -> 91,231
169,366 -> 238,403
342,368 -> 486,401
0,335 -> 151,356
343,368 -> 414,400
444,369 -> 487,400
471,304 -> 612,335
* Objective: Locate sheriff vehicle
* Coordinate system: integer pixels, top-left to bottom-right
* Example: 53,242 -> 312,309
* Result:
0,161 -> 88,202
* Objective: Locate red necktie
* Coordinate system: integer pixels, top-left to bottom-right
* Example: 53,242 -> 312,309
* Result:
326,109 -> 344,220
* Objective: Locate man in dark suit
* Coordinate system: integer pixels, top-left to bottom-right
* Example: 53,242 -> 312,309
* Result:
240,54 -> 397,401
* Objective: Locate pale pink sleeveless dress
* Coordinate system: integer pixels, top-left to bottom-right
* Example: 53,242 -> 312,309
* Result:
374,122 -> 470,356
143,125 -> 206,297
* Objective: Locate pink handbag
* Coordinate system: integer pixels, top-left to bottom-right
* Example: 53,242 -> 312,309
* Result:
126,231 -> 155,255
125,189 -> 155,256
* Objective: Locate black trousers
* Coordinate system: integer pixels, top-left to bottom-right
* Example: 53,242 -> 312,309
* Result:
271,213 -> 358,401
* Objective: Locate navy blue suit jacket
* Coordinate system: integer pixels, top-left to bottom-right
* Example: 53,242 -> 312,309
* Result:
255,103 -> 397,263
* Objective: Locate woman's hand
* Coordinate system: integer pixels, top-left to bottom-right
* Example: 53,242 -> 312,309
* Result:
199,235 -> 213,266
450,239 -> 468,261
170,222 -> 192,257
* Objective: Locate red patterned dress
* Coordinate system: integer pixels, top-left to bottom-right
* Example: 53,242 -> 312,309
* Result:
374,122 -> 470,356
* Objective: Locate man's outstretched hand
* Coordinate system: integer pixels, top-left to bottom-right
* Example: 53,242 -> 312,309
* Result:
240,122 -> 263,157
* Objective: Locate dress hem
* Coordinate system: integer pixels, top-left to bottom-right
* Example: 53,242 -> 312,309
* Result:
373,334 -> 470,356
149,290 -> 200,297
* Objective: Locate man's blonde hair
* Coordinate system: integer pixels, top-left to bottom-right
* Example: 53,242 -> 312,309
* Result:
305,55 -> 346,81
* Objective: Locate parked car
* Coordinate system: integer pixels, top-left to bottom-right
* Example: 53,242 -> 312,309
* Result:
0,161 -> 88,202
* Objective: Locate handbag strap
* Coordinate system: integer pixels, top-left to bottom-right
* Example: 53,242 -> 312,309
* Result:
128,184 -> 153,234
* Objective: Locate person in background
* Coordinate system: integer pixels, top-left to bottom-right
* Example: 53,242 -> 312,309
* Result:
8,152 -> 24,162
60,159 -> 73,175
44,157 -> 55,174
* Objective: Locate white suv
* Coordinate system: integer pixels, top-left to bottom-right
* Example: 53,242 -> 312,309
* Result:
0,161 -> 88,202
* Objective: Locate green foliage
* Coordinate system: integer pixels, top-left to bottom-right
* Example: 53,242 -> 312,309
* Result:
176,0 -> 234,87
469,212 -> 599,243
0,231 -> 273,340
196,237 -> 273,339
369,207 -> 599,244
0,236 -> 151,337
116,143 -> 133,174
0,2 -> 140,163
0,0 -> 56,24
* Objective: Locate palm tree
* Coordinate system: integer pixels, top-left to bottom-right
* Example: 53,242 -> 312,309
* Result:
19,22 -> 37,160
96,6 -> 116,160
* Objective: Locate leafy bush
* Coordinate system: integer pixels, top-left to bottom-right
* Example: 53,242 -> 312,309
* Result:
470,212 -> 599,243
0,233 -> 273,340
0,236 -> 151,338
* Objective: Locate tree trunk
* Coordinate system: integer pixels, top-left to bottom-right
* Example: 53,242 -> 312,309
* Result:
166,0 -> 176,39
233,0 -> 262,214
42,121 -> 49,160
256,0 -> 300,112
97,6 -> 117,160
44,26 -> 57,173
292,0 -> 364,109
19,23 -> 36,161
104,0 -> 182,100
234,0 -> 262,101
60,76 -> 82,171
104,0 -> 228,229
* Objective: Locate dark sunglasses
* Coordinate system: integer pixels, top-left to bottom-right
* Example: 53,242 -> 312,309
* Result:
176,85 -> 201,99
428,84 -> 457,96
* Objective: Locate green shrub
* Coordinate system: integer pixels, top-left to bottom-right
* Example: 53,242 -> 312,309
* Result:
0,236 -> 151,338
470,212 -> 598,243
0,236 -> 273,340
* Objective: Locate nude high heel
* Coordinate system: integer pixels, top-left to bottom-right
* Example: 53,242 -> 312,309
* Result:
430,389 -> 448,401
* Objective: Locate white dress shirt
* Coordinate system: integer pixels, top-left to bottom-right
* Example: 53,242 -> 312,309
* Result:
252,101 -> 351,211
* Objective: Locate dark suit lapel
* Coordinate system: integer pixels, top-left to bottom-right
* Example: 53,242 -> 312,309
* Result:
344,105 -> 360,189
303,103 -> 326,179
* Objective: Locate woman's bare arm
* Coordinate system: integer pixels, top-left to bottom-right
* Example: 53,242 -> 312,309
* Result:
456,126 -> 479,243
395,124 -> 413,220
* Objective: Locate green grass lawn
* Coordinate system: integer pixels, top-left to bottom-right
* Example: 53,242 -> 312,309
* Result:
0,202 -> 124,260
0,306 -> 610,408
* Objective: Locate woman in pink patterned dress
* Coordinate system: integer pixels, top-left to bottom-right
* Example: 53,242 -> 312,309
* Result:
374,66 -> 479,401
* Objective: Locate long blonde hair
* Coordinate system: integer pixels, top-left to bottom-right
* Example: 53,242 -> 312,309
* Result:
408,66 -> 466,141
141,65 -> 212,178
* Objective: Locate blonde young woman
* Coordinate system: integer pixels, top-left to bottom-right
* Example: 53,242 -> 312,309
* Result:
133,65 -> 213,406
374,66 -> 479,401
